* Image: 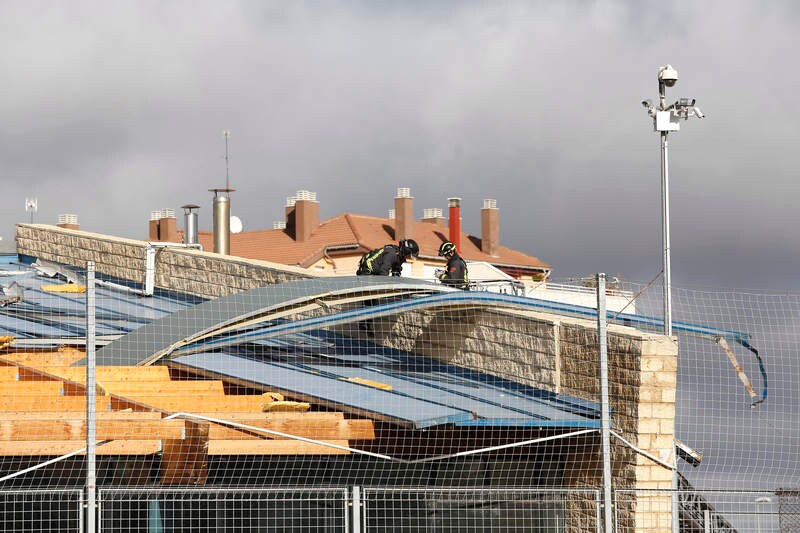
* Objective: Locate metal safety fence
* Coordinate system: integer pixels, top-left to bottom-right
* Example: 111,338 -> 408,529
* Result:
359,487 -> 600,532
0,489 -> 83,532
98,487 -> 349,532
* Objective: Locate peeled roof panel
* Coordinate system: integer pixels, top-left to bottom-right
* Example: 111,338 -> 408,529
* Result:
97,276 -> 442,366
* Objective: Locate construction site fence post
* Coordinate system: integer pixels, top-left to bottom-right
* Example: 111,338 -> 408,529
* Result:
597,273 -> 613,533
85,261 -> 97,533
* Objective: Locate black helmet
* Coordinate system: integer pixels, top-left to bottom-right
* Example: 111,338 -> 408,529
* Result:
399,239 -> 419,258
438,241 -> 456,256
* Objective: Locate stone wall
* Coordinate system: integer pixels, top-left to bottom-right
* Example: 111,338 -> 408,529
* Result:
15,224 -> 316,298
368,306 -> 678,531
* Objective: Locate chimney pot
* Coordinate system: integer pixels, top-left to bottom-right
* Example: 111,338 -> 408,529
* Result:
149,210 -> 161,240
57,214 -> 80,230
294,190 -> 319,242
422,208 -> 445,225
159,208 -> 178,243
448,197 -> 462,252
394,187 -> 414,241
481,198 -> 499,256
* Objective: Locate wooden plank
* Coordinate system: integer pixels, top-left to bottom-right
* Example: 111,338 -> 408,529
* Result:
0,382 -> 63,396
0,440 -> 161,456
99,380 -> 225,395
208,439 -> 350,455
19,366 -> 171,383
160,420 -> 209,485
0,396 -> 110,412
0,419 -> 185,441
207,418 -> 375,440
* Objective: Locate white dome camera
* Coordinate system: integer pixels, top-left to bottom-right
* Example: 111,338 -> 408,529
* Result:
658,65 -> 679,87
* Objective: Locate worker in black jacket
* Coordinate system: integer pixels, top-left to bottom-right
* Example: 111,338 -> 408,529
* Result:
437,241 -> 468,290
357,239 -> 420,276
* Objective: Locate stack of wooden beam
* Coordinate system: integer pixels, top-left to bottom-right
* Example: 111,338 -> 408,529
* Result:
0,345 -> 375,484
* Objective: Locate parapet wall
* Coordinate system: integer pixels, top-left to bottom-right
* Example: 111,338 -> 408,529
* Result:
15,224 -> 316,298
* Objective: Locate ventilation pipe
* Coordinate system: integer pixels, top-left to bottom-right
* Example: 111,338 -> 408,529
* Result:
210,190 -> 231,255
181,204 -> 200,245
394,187 -> 413,242
448,197 -> 462,252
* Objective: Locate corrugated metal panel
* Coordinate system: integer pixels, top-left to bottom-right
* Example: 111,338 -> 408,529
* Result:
171,352 -> 472,428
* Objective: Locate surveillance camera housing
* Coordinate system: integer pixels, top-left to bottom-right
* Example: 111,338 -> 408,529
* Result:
692,107 -> 705,119
658,65 -> 679,87
642,99 -> 652,108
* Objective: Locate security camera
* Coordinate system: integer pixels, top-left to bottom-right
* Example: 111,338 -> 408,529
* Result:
658,64 -> 679,87
692,106 -> 705,118
642,99 -> 653,108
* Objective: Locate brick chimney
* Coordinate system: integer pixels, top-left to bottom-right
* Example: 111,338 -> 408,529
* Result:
159,208 -> 178,243
422,208 -> 445,225
394,187 -> 413,241
481,199 -> 499,256
448,197 -> 462,252
149,211 -> 161,240
293,190 -> 319,242
284,196 -> 297,239
56,214 -> 79,230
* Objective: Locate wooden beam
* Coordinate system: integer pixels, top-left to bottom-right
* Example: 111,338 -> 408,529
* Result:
0,348 -> 85,368
0,396 -> 110,412
110,394 -> 268,413
98,380 -> 225,395
0,440 -> 161,456
207,439 -> 351,455
0,411 -> 163,421
0,419 -> 185,441
207,418 -> 375,441
19,366 -> 171,383
0,382 -> 64,396
0,367 -> 19,381
160,420 -> 209,485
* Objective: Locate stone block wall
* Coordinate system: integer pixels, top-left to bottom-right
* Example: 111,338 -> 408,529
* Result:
15,224 -> 316,298
369,306 -> 678,531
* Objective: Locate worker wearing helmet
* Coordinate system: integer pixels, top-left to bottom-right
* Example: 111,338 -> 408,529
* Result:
357,239 -> 420,276
437,241 -> 468,290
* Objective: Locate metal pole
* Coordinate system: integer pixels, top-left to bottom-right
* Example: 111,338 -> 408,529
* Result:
351,486 -> 361,533
661,131 -> 672,336
597,273 -> 613,533
86,262 -> 97,533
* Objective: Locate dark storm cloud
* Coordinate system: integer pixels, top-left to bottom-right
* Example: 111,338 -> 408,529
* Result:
1,1 -> 798,289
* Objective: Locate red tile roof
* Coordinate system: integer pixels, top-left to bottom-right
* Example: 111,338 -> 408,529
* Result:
198,214 -> 549,271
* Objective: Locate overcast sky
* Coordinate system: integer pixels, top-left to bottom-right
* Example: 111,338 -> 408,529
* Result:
1,1 -> 798,289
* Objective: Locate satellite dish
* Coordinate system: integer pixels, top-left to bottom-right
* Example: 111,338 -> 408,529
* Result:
230,215 -> 243,234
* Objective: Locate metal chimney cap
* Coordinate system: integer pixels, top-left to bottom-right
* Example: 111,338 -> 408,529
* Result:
482,199 -> 497,209
447,197 -> 462,207
181,204 -> 200,212
396,187 -> 411,198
